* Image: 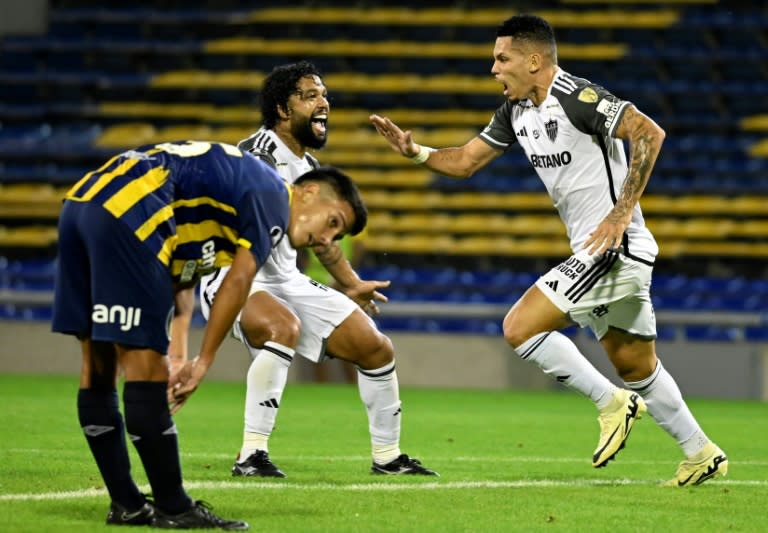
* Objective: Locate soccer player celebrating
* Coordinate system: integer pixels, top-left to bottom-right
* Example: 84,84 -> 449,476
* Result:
370,14 -> 727,486
197,62 -> 438,477
52,140 -> 367,528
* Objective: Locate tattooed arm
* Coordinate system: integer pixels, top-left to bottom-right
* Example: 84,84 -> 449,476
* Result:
584,105 -> 665,255
313,241 -> 390,314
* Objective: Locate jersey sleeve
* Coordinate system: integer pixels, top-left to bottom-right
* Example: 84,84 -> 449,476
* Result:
555,79 -> 632,139
235,166 -> 290,268
478,101 -> 518,152
237,133 -> 278,169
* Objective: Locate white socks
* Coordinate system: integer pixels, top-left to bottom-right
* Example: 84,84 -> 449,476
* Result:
515,332 -> 710,458
239,340 -> 293,461
624,360 -> 709,457
514,331 -> 617,409
357,360 -> 402,465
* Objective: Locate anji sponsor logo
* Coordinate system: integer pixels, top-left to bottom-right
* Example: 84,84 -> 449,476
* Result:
92,304 -> 142,331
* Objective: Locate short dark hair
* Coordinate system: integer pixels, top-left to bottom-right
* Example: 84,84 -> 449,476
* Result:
260,61 -> 323,129
294,166 -> 368,237
496,14 -> 558,63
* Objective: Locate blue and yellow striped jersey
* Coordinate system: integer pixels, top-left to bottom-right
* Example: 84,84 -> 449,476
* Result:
64,140 -> 291,282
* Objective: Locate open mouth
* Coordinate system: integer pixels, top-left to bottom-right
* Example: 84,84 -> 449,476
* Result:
311,114 -> 328,137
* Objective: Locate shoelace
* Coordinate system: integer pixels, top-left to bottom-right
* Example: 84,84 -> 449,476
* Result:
193,501 -> 235,526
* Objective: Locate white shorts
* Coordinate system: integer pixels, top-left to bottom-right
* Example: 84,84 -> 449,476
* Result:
535,249 -> 656,340
200,268 -> 359,363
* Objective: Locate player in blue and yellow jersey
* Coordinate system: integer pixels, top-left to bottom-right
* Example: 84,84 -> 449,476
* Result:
51,140 -> 366,529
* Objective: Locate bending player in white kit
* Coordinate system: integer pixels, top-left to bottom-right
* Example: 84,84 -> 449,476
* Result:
199,61 -> 437,477
371,15 -> 727,486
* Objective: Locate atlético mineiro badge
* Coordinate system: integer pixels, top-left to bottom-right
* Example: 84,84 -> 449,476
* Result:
545,119 -> 558,142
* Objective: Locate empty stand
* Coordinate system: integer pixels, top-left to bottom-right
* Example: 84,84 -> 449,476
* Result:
0,0 -> 766,329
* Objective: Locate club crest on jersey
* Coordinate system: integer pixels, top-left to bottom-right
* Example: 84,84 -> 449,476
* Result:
545,119 -> 558,142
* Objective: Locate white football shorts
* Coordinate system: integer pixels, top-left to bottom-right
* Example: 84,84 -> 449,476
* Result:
535,249 -> 656,340
200,268 -> 359,363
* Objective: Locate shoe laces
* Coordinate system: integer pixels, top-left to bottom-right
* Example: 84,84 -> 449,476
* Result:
192,500 -> 229,526
251,450 -> 271,463
400,454 -> 421,466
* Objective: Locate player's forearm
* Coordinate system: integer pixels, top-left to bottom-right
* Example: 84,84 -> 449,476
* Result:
198,250 -> 257,368
168,287 -> 195,366
168,294 -> 195,366
413,145 -> 477,179
613,108 -> 665,218
313,242 -> 359,288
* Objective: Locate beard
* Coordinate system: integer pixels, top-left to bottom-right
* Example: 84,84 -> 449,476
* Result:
292,116 -> 328,150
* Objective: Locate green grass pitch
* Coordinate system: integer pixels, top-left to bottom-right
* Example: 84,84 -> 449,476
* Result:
1,374 -> 765,532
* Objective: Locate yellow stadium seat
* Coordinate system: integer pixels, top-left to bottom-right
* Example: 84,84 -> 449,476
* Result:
95,123 -> 156,149
735,220 -> 768,239
740,114 -> 768,132
0,184 -> 65,219
155,125 -> 214,143
0,225 -> 58,248
249,7 -> 677,28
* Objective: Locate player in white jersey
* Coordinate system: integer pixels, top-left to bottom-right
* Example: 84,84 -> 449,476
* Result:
371,15 -> 727,486
196,62 -> 437,477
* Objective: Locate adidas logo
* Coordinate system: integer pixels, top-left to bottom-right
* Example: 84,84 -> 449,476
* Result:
516,126 -> 528,137
544,280 -> 559,292
83,424 -> 114,437
259,398 -> 280,408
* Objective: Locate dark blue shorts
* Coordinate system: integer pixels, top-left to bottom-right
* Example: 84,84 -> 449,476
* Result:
52,201 -> 175,354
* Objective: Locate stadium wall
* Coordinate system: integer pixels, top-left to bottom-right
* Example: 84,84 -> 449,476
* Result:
0,321 -> 765,400
0,0 -> 47,36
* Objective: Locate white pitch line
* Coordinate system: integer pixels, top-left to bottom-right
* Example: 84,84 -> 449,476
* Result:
5,449 -> 768,467
1,478 -> 766,502
182,453 -> 768,467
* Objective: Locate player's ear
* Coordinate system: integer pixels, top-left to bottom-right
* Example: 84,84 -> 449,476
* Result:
529,52 -> 542,73
297,181 -> 320,203
277,104 -> 291,120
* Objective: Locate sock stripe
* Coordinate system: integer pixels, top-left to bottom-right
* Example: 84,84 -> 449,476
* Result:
518,332 -> 551,360
626,361 -> 662,394
262,343 -> 294,363
358,363 -> 396,378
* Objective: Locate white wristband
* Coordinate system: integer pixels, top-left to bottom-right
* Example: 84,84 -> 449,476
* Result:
409,145 -> 435,164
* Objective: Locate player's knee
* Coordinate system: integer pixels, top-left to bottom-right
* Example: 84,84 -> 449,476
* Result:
610,347 -> 657,382
502,313 -> 527,348
355,333 -> 394,370
240,307 -> 301,347
603,330 -> 657,381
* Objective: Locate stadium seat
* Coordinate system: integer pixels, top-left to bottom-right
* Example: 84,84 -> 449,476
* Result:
0,0 -> 766,340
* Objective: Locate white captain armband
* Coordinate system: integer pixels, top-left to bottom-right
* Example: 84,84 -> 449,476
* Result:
409,145 -> 435,164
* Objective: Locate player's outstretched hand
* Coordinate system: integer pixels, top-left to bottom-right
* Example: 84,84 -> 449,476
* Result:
168,356 -> 210,415
344,279 -> 390,316
370,114 -> 419,157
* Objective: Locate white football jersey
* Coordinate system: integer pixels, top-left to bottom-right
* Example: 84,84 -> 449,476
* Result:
479,68 -> 658,264
238,127 -> 318,281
